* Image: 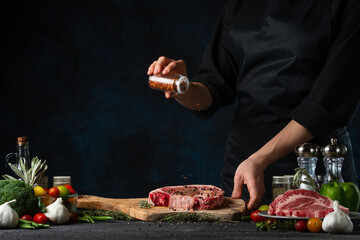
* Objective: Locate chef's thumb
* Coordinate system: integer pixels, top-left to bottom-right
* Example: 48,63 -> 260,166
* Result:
231,178 -> 243,199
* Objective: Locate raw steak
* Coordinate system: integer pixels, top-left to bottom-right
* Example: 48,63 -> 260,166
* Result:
148,185 -> 225,210
268,189 -> 349,218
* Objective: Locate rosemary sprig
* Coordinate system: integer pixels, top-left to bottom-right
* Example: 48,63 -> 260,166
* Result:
294,168 -> 318,192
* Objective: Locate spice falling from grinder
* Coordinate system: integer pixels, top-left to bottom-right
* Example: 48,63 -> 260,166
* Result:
148,74 -> 190,94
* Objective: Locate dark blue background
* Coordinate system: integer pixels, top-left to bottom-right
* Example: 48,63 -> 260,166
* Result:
1,0 -> 359,198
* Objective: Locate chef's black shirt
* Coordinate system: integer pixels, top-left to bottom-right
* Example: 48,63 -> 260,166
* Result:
191,0 -> 360,201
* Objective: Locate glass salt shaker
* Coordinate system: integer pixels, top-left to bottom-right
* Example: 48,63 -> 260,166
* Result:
148,74 -> 190,94
294,143 -> 320,191
321,138 -> 347,184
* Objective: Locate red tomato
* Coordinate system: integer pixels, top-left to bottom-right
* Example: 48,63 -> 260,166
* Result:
69,188 -> 77,195
64,184 -> 74,190
49,187 -> 60,197
250,210 -> 267,223
69,212 -> 79,223
21,215 -> 33,221
307,218 -> 322,233
33,213 -> 47,224
266,218 -> 276,226
64,185 -> 77,194
295,220 -> 307,232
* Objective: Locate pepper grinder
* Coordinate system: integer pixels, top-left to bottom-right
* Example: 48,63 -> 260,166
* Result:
321,138 -> 347,184
294,143 -> 320,191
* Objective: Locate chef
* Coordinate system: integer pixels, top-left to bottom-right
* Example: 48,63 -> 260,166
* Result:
147,0 -> 360,209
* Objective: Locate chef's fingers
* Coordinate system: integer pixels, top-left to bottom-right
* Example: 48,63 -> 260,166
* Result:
164,92 -> 175,99
246,180 -> 264,210
231,175 -> 243,199
153,56 -> 173,75
162,59 -> 187,75
147,61 -> 157,75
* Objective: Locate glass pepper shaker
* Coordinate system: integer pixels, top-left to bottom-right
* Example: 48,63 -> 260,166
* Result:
294,143 -> 320,191
321,138 -> 347,184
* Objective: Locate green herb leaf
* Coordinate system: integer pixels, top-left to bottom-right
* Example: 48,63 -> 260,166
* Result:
139,200 -> 152,209
158,212 -> 221,223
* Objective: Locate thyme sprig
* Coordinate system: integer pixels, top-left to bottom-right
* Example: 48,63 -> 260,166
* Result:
139,200 -> 152,209
158,212 -> 222,223
77,209 -> 135,221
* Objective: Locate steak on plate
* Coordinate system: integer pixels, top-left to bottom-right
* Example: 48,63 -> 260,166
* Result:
268,189 -> 349,218
148,185 -> 224,210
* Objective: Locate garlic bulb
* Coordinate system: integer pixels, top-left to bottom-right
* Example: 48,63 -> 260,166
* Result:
322,200 -> 353,233
45,197 -> 70,224
0,199 -> 19,228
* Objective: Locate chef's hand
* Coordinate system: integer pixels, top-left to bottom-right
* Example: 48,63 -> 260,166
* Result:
231,156 -> 265,210
231,120 -> 315,210
147,56 -> 188,99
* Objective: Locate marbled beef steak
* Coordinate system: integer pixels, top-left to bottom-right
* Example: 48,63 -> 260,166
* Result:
268,189 -> 349,218
148,185 -> 225,210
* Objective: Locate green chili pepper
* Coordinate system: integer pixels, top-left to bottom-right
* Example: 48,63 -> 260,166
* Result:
320,180 -> 360,212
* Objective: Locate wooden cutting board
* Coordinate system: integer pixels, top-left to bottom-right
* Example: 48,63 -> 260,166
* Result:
77,195 -> 245,222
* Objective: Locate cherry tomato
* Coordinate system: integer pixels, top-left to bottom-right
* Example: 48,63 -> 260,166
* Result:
307,218 -> 322,233
69,212 -> 79,223
21,215 -> 33,221
69,188 -> 77,195
64,184 -> 74,190
33,213 -> 47,224
250,210 -> 267,223
295,220 -> 307,232
49,187 -> 60,197
266,218 -> 276,226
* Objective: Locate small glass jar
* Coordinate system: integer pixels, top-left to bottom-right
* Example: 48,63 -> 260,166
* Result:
53,176 -> 71,187
284,175 -> 295,189
148,74 -> 189,94
272,175 -> 296,200
272,176 -> 287,200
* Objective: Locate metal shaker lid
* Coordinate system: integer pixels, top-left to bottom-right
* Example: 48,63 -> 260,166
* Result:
321,138 -> 347,157
294,143 -> 320,157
